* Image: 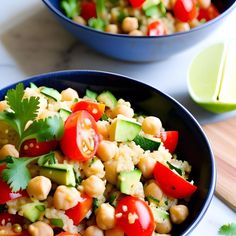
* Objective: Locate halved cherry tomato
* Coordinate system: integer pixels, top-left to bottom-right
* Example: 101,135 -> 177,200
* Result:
147,20 -> 166,36
80,2 -> 96,21
60,110 -> 99,161
160,131 -> 179,154
128,0 -> 145,8
0,165 -> 27,204
115,196 -> 155,236
0,213 -> 30,236
173,0 -> 198,22
154,161 -> 197,198
20,139 -> 58,157
198,3 -> 220,21
56,233 -> 81,236
72,101 -> 105,121
65,194 -> 93,225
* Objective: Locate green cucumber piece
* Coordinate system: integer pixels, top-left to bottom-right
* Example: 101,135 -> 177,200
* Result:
133,135 -> 161,151
59,108 -> 72,121
109,117 -> 141,142
41,87 -> 61,101
30,82 -> 38,89
21,202 -> 45,222
118,169 -> 142,195
97,91 -> 117,109
86,89 -> 98,100
40,163 -> 76,186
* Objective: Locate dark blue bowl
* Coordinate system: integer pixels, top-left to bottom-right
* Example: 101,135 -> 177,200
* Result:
0,70 -> 216,235
42,0 -> 236,61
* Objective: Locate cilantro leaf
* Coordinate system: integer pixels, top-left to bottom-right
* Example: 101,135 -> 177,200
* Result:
61,0 -> 80,18
1,153 -> 56,192
2,157 -> 32,192
20,115 -> 64,145
219,223 -> 236,236
6,83 -> 40,136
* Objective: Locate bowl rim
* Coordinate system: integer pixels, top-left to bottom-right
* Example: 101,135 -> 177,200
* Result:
42,0 -> 236,39
0,69 -> 216,236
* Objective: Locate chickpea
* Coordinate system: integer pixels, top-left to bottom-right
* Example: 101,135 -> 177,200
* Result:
144,181 -> 163,202
96,203 -> 115,230
97,141 -> 118,162
142,116 -> 162,135
155,218 -> 172,234
97,121 -> 110,140
0,101 -> 8,112
82,175 -> 105,198
175,22 -> 190,32
112,104 -> 134,118
27,176 -> 52,201
137,156 -> 156,178
170,205 -> 189,224
122,17 -> 139,33
129,30 -> 143,36
73,16 -> 86,25
189,19 -> 201,28
84,225 -> 104,236
104,160 -> 118,185
53,185 -> 80,210
61,88 -> 79,101
0,144 -> 19,159
28,221 -> 53,236
105,228 -> 124,236
105,24 -> 119,34
198,0 -> 211,9
83,158 -> 105,178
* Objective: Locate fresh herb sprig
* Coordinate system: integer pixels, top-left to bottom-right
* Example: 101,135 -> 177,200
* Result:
0,83 -> 64,149
218,223 -> 236,236
0,152 -> 56,192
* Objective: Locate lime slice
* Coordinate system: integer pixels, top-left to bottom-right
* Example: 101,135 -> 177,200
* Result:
188,41 -> 236,113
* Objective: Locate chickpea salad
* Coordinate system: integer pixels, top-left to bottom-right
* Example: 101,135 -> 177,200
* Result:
60,0 -> 220,36
0,83 -> 197,236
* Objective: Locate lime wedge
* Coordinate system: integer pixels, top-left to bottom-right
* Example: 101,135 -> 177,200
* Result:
188,41 -> 236,113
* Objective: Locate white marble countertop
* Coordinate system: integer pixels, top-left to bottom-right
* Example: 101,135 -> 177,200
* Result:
0,0 -> 236,235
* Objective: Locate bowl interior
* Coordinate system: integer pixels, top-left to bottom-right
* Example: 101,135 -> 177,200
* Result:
0,71 -> 215,236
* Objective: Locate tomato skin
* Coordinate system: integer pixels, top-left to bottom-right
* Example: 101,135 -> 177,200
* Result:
56,232 -> 81,236
173,0 -> 198,22
115,196 -> 155,236
147,20 -> 166,36
128,0 -> 145,8
72,101 -> 105,121
198,3 -> 220,21
60,110 -> 99,161
80,2 -> 96,21
0,165 -> 27,204
154,161 -> 197,198
160,131 -> 179,154
65,194 -> 93,225
20,139 -> 58,157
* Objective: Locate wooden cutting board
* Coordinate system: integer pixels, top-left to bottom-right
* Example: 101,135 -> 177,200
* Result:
203,116 -> 236,211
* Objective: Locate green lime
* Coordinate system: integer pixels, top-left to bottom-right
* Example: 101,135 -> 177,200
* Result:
188,41 -> 236,113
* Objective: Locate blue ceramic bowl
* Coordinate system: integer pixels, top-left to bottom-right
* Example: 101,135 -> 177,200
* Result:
42,0 -> 236,62
0,70 -> 216,235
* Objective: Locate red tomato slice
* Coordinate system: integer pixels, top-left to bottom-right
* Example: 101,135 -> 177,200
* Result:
173,0 -> 198,22
154,161 -> 197,198
60,110 -> 99,161
0,165 -> 28,204
56,232 -> 81,236
80,2 -> 96,21
65,194 -> 93,225
115,196 -> 155,236
0,213 -> 29,236
198,3 -> 220,21
20,139 -> 58,157
128,0 -> 145,8
160,131 -> 179,154
72,101 -> 105,121
147,20 -> 166,36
